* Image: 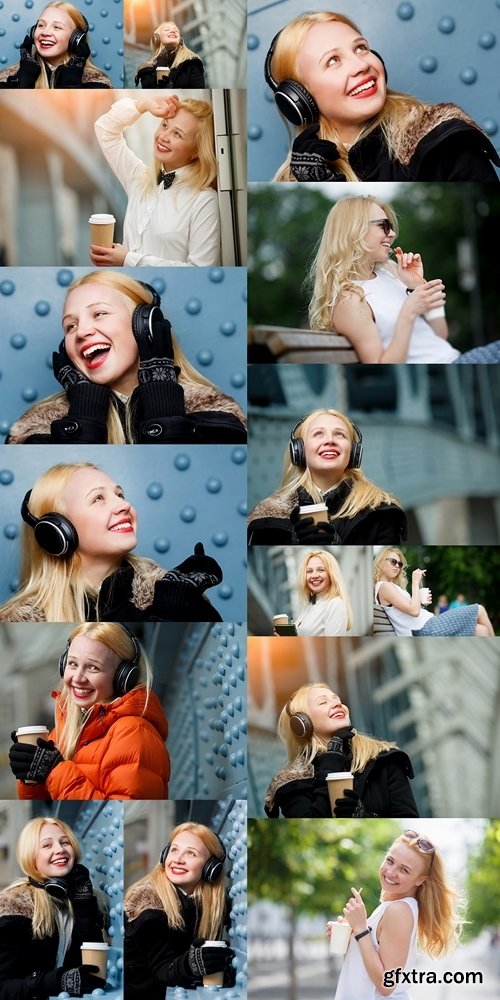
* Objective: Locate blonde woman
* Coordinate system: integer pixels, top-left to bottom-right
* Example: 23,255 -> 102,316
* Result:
265,682 -> 418,818
330,830 -> 463,1000
292,550 -> 352,636
93,94 -> 220,267
0,462 -> 223,623
6,271 -> 246,444
124,822 -> 235,997
265,11 -> 499,182
135,21 -> 205,89
8,622 -> 170,800
374,547 -> 495,636
308,196 -> 500,364
0,3 -> 111,88
0,817 -> 106,998
248,408 -> 407,545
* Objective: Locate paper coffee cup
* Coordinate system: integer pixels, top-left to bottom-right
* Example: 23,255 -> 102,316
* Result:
298,503 -> 329,525
329,920 -> 352,956
202,941 -> 227,988
326,771 -> 354,816
419,587 -> 432,606
156,66 -> 171,80
81,942 -> 108,981
273,614 -> 289,627
88,213 -> 115,248
16,727 -> 50,784
424,304 -> 446,321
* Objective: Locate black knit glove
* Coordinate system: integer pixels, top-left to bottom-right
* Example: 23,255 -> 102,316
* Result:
9,736 -> 63,783
59,965 -> 106,996
67,863 -> 94,900
12,35 -> 41,87
53,58 -> 86,88
165,542 -> 222,592
183,939 -> 233,978
291,508 -> 340,545
333,788 -> 368,818
291,125 -> 346,182
134,314 -> 178,385
327,727 -> 356,757
52,339 -> 111,420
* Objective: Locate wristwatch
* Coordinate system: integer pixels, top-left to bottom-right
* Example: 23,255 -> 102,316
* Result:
354,926 -> 372,941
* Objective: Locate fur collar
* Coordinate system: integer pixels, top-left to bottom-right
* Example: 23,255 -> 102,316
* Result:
265,761 -> 315,812
7,385 -> 245,443
397,102 -> 487,166
125,882 -> 163,922
0,883 -> 35,919
248,492 -> 295,523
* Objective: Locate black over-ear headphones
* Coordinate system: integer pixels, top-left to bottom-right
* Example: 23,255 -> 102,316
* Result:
289,416 -> 363,470
264,29 -> 388,127
285,700 -> 314,739
30,13 -> 89,57
160,831 -> 226,883
132,282 -> 164,344
21,490 -> 79,559
59,624 -> 142,697
28,875 -> 70,900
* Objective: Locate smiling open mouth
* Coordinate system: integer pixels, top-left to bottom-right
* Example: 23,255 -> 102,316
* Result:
348,78 -> 377,98
81,343 -> 111,368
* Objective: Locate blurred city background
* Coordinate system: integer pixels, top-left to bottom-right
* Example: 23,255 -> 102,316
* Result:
247,364 -> 500,544
124,0 -> 246,87
247,635 -> 500,818
0,621 -> 246,801
248,183 -> 500,354
248,817 -> 500,1000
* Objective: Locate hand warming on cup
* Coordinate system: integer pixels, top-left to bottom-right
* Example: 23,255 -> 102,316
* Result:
90,243 -> 129,267
46,964 -> 106,998
183,939 -> 234,979
291,509 -> 340,545
9,734 -> 64,784
334,788 -> 367,818
400,280 -> 446,321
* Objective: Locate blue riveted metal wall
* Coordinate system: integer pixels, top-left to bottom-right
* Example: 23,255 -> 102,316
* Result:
0,0 -> 125,86
0,444 -> 247,618
247,0 -> 500,179
70,800 -> 124,997
163,623 -> 247,800
0,267 -> 247,434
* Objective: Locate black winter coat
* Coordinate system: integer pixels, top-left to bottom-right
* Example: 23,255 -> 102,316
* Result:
124,884 -> 232,1000
0,885 -> 102,1000
265,748 -> 419,818
248,481 -> 407,546
135,57 -> 205,89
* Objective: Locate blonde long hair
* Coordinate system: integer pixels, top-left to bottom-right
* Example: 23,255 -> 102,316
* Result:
33,3 -> 100,88
0,461 -> 161,621
55,622 -> 153,758
308,197 -> 399,330
276,409 -> 401,520
278,683 -> 397,772
126,822 -> 227,938
270,11 -> 426,181
387,831 -> 464,957
42,270 -> 219,444
144,22 -> 200,71
298,550 -> 353,630
2,818 -> 82,938
373,546 -> 409,590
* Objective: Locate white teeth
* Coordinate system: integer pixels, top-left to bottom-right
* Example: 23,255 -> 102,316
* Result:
350,79 -> 375,97
110,522 -> 132,532
82,343 -> 110,359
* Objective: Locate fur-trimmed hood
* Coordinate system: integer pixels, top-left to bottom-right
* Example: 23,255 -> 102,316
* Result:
7,384 -> 246,444
0,882 -> 35,920
124,882 -> 164,922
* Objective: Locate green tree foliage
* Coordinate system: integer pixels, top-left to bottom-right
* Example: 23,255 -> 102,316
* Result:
466,820 -> 500,936
400,546 -> 500,633
248,183 -> 500,348
248,818 -> 400,917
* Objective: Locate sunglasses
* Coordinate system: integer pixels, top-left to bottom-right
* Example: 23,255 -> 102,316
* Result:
368,219 -> 393,237
385,557 -> 404,569
404,830 -> 435,856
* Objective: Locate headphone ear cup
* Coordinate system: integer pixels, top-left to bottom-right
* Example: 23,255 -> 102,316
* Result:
349,441 -> 363,469
113,661 -> 140,697
29,24 -> 37,44
33,513 -> 79,559
132,302 -> 164,344
202,856 -> 224,884
289,711 -> 314,739
160,843 -> 170,867
274,79 -> 319,126
67,27 -> 88,56
59,640 -> 70,679
289,436 -> 306,468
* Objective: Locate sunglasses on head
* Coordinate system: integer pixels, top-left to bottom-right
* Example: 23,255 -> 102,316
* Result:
385,557 -> 404,569
369,219 -> 392,237
404,830 -> 435,857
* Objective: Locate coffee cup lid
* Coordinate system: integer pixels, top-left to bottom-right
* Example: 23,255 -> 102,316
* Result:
81,942 -> 109,950
16,726 -> 49,735
326,771 -> 354,780
299,503 -> 328,513
88,214 -> 116,224
202,940 -> 227,947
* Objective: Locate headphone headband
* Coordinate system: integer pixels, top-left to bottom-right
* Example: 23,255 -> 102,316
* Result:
289,415 -> 363,470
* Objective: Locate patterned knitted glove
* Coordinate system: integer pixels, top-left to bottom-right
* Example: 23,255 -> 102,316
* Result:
165,543 -> 222,592
9,737 -> 63,783
291,508 -> 340,545
135,315 -> 179,385
291,125 -> 346,182
184,939 -> 232,977
59,965 -> 106,996
333,789 -> 371,818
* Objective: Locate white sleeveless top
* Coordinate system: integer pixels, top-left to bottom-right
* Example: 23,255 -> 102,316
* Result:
335,896 -> 419,1000
295,596 -> 349,636
354,268 -> 460,363
374,581 -> 434,636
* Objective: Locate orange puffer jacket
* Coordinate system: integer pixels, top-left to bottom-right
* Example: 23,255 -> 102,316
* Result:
17,686 -> 169,801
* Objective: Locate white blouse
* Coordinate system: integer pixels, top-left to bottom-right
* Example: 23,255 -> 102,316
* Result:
355,268 -> 460,363
335,897 -> 418,1000
94,98 -> 221,267
294,596 -> 349,636
374,581 -> 434,636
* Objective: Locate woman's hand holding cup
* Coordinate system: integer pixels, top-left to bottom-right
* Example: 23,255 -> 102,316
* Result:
401,280 -> 445,321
